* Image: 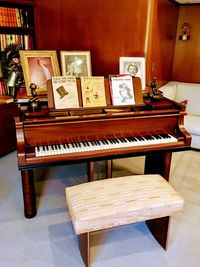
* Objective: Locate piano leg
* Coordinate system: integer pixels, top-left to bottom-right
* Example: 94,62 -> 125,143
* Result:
21,170 -> 37,218
144,152 -> 172,249
87,160 -> 113,181
87,162 -> 95,182
106,159 -> 112,178
145,152 -> 172,181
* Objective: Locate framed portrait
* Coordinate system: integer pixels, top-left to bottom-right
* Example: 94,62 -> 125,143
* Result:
119,57 -> 146,90
60,51 -> 92,78
19,50 -> 60,96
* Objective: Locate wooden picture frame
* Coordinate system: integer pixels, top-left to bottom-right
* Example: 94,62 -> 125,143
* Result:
119,57 -> 146,90
60,51 -> 92,77
19,50 -> 60,96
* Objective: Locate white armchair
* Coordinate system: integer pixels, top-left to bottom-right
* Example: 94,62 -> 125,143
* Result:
159,81 -> 200,149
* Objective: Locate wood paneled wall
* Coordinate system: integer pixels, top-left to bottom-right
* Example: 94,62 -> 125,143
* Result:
34,0 -> 178,87
172,6 -> 200,83
34,0 -> 148,76
146,0 -> 179,88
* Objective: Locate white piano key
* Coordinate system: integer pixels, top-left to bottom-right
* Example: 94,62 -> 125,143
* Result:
34,133 -> 178,157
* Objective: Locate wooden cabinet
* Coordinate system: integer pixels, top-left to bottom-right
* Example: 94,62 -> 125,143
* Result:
0,103 -> 19,156
0,1 -> 36,135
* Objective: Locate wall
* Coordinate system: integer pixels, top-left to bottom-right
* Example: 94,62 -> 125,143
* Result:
172,5 -> 200,83
34,0 -> 149,77
146,0 -> 179,88
34,0 -> 178,87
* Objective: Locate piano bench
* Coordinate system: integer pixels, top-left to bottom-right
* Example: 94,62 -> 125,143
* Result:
65,174 -> 183,267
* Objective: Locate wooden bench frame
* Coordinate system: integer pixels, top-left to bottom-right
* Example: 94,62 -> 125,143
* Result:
78,216 -> 170,267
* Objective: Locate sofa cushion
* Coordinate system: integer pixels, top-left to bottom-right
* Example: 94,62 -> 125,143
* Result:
176,83 -> 200,116
159,81 -> 177,100
184,115 -> 200,135
189,134 -> 200,150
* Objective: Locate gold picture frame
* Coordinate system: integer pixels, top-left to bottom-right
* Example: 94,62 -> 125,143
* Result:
60,50 -> 92,78
19,50 -> 60,96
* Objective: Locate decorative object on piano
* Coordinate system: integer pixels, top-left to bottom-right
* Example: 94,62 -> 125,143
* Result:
51,76 -> 79,109
119,57 -> 146,90
179,22 -> 190,41
19,50 -> 60,96
0,44 -> 24,98
27,83 -> 41,112
60,51 -> 92,78
81,76 -> 107,107
110,75 -> 135,106
148,77 -> 163,100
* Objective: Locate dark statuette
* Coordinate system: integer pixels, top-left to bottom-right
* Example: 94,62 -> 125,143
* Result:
28,83 -> 41,112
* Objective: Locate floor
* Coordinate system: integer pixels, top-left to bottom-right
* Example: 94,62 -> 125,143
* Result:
0,149 -> 200,267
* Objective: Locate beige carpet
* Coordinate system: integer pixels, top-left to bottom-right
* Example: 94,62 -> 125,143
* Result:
0,150 -> 200,267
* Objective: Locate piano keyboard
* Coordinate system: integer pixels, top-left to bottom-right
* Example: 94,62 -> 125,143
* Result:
35,133 -> 178,157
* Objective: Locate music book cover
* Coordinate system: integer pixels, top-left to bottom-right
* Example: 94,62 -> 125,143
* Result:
52,76 -> 79,109
81,76 -> 107,107
110,75 -> 135,106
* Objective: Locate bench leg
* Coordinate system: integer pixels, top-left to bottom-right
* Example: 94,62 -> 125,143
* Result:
146,216 -> 169,249
78,233 -> 90,267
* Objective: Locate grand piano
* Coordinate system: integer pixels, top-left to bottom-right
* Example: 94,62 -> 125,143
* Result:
15,78 -> 191,220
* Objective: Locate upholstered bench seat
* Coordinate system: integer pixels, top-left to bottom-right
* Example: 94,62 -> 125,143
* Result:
65,174 -> 183,266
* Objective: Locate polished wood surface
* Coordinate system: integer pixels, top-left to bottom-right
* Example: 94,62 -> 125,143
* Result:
33,0 -> 180,88
34,0 -> 148,76
0,103 -> 19,157
173,5 -> 200,83
146,0 -> 179,87
15,96 -> 191,218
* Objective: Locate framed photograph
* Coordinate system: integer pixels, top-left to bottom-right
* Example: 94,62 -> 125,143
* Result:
19,50 -> 60,96
60,51 -> 92,77
119,57 -> 146,90
110,75 -> 135,106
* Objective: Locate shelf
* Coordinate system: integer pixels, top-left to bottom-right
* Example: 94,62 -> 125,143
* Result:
0,1 -> 34,8
0,26 -> 34,34
0,1 -> 36,50
0,0 -> 36,155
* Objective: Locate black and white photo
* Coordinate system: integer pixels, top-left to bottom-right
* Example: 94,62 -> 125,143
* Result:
60,51 -> 92,78
119,57 -> 146,90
